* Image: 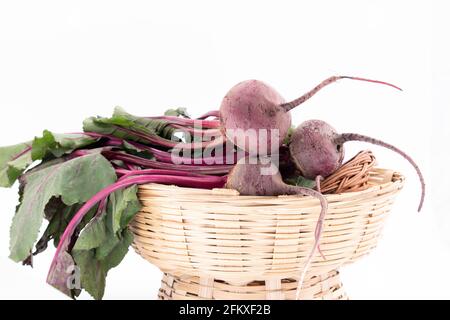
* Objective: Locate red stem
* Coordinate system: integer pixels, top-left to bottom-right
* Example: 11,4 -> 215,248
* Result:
151,147 -> 239,165
171,124 -> 221,138
85,127 -> 225,150
119,126 -> 225,150
115,168 -> 131,176
196,110 -> 220,120
84,132 -> 234,166
117,168 -> 227,181
147,116 -> 220,128
103,151 -> 234,174
67,150 -> 91,158
11,145 -> 32,161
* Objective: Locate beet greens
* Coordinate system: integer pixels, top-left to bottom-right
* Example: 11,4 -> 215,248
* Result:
0,107 -> 236,299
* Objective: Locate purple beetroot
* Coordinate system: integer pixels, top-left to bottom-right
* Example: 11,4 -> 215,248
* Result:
289,119 -> 425,212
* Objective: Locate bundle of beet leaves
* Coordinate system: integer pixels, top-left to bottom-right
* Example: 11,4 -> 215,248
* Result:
0,107 -> 235,299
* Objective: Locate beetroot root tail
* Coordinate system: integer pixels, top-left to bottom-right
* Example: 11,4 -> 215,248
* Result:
340,76 -> 402,91
286,186 -> 328,300
339,133 -> 425,212
280,75 -> 402,112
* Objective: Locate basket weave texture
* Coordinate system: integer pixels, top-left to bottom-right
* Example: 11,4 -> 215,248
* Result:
158,270 -> 348,300
321,150 -> 377,194
130,161 -> 404,300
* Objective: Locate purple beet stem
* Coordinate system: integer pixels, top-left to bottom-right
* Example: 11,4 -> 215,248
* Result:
12,145 -> 32,161
82,132 -> 236,166
171,124 -> 221,137
102,151 -> 234,174
116,169 -> 227,181
196,110 -> 220,120
146,116 -> 220,128
85,125 -> 223,149
113,126 -> 224,150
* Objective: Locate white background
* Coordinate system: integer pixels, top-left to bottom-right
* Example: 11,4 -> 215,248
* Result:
0,0 -> 449,299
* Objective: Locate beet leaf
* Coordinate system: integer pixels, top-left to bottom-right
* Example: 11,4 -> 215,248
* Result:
0,142 -> 32,187
31,131 -> 99,160
9,153 -> 116,262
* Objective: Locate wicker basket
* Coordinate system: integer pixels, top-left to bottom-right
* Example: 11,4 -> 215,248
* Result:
130,167 -> 404,300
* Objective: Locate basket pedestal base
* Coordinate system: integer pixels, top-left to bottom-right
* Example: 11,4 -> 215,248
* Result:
158,269 -> 348,300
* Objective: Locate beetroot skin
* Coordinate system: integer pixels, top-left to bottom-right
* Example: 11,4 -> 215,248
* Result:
289,120 -> 344,179
226,156 -> 290,196
289,119 -> 425,211
220,80 -> 291,156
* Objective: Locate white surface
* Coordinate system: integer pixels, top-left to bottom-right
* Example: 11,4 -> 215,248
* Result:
0,0 -> 448,300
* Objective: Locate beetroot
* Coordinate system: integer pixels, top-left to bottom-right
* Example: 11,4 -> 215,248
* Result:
226,156 -> 328,298
289,119 -> 425,211
220,76 -> 401,156
220,80 -> 291,156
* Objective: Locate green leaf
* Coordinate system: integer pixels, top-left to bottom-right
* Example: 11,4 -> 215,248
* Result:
83,106 -> 179,144
285,175 -> 317,189
102,229 -> 133,270
112,107 -> 176,139
95,235 -> 120,261
108,185 -> 141,234
73,214 -> 107,251
0,142 -> 33,187
164,107 -> 190,118
77,199 -> 118,261
9,153 -> 116,262
24,158 -> 66,177
283,126 -> 296,145
72,229 -> 133,300
33,199 -> 81,257
0,131 -> 98,188
71,249 -> 105,300
121,141 -> 153,159
31,130 -> 98,161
